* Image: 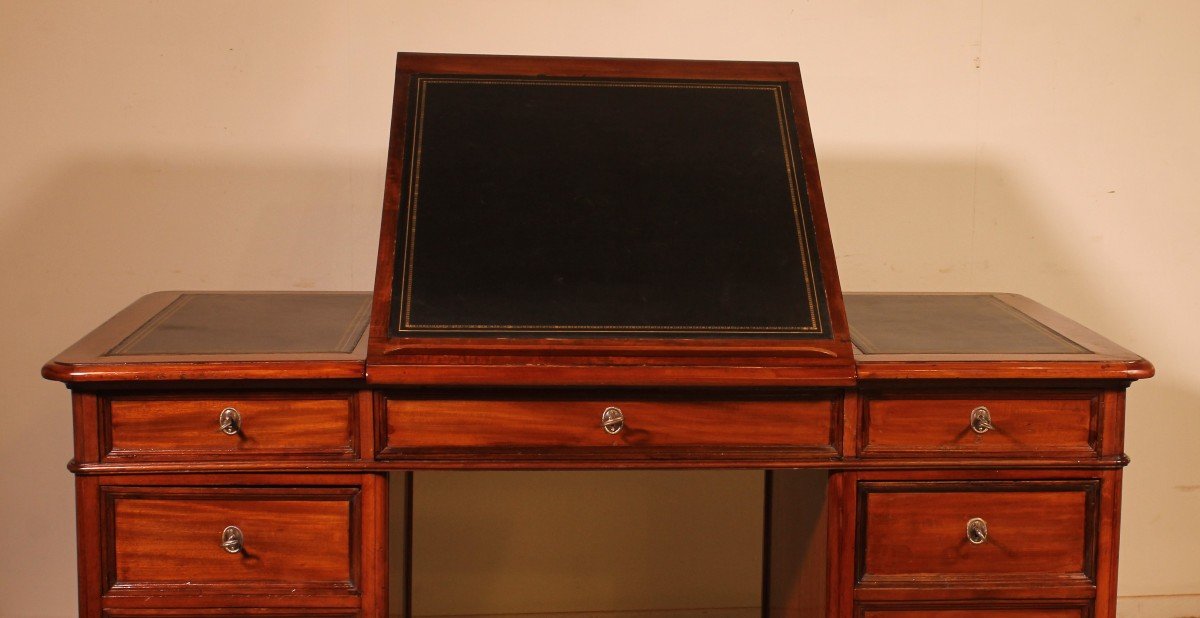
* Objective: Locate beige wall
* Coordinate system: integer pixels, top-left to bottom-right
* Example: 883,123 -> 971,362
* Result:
2,1 -> 1198,616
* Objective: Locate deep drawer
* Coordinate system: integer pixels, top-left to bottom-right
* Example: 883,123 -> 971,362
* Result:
860,391 -> 1098,457
101,611 -> 358,617
856,480 -> 1099,589
102,392 -> 357,461
858,607 -> 1086,618
381,393 -> 839,459
102,486 -> 360,596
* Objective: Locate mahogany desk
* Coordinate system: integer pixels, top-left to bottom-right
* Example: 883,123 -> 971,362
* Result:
43,290 -> 1151,618
43,54 -> 1153,618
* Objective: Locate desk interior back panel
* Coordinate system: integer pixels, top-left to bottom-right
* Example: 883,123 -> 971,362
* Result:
405,470 -> 763,616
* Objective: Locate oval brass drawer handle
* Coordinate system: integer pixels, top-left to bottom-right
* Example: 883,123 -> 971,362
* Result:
970,406 -> 996,434
218,407 -> 241,435
220,525 -> 244,553
966,517 -> 989,544
601,406 -> 624,435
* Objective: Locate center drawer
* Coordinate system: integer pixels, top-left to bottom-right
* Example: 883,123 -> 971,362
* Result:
380,392 -> 840,460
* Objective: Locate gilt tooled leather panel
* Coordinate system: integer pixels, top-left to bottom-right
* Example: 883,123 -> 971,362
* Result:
389,75 -> 831,338
107,293 -> 371,356
846,294 -> 1088,355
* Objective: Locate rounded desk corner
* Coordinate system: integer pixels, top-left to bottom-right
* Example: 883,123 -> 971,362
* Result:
41,360 -> 75,383
1124,357 -> 1155,380
138,289 -> 186,301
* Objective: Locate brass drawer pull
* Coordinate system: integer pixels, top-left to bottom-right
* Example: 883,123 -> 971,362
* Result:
601,406 -> 624,435
220,525 -> 244,553
966,517 -> 989,544
970,406 -> 996,434
218,407 -> 241,435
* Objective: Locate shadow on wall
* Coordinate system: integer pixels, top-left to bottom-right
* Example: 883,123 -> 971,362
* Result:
821,155 -> 1199,603
0,154 -> 379,617
3,155 -> 377,295
821,155 -> 1112,306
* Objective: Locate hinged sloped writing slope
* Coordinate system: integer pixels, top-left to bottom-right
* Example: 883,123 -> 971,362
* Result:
367,53 -> 853,386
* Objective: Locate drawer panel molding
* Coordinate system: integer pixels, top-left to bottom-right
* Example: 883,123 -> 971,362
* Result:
380,392 -> 840,461
100,486 -> 361,597
859,390 -> 1100,458
856,601 -> 1091,618
101,392 -> 359,462
102,611 -> 358,617
856,480 -> 1100,590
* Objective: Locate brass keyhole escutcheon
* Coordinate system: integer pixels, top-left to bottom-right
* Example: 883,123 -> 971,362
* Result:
221,525 -> 244,553
218,407 -> 241,435
966,517 -> 989,544
970,406 -> 996,434
601,406 -> 624,435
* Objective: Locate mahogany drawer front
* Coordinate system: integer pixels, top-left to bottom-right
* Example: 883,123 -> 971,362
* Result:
102,486 -> 360,596
860,392 -> 1098,457
103,611 -> 357,617
102,393 -> 357,461
858,607 -> 1086,618
857,481 -> 1099,588
381,394 -> 838,458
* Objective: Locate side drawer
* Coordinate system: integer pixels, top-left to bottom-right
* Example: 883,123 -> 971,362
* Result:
860,390 -> 1099,457
381,392 -> 839,460
857,605 -> 1088,618
856,480 -> 1099,590
102,611 -> 358,617
101,485 -> 361,597
102,392 -> 358,461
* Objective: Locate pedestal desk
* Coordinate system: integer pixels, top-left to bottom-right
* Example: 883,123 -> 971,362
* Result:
44,54 -> 1153,618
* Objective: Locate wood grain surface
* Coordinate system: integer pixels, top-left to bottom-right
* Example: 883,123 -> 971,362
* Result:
860,390 -> 1098,458
104,393 -> 357,461
858,484 -> 1094,584
381,393 -> 839,459
106,488 -> 357,592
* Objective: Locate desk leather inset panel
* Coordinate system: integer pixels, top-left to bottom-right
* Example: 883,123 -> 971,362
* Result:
390,75 -> 831,338
847,294 -> 1087,355
107,293 -> 370,356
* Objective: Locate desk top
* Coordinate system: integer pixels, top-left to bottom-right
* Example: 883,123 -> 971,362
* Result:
43,291 -> 1152,384
366,53 -> 854,385
44,292 -> 370,383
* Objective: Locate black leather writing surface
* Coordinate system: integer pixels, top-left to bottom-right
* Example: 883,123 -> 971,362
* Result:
846,294 -> 1088,355
107,293 -> 371,356
391,75 -> 831,338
